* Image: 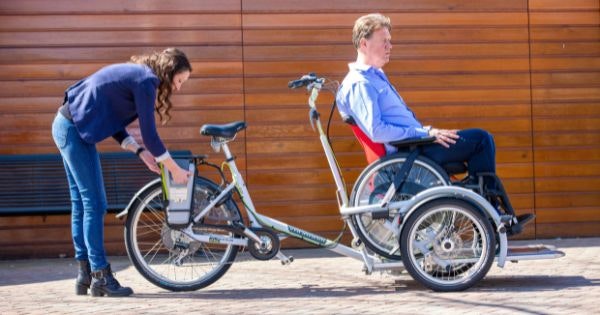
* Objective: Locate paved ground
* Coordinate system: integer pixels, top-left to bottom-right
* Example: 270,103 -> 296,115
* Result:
1,237 -> 599,315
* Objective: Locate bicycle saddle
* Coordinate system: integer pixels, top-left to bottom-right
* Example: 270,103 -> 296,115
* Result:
200,121 -> 247,138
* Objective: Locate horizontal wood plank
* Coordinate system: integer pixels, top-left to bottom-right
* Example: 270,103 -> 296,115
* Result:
0,0 -> 242,14
243,43 -> 530,61
0,46 -> 243,63
536,222 -> 600,238
529,0 -> 599,10
529,12 -> 600,25
0,77 -> 243,97
0,30 -> 242,47
244,27 -> 529,45
243,0 -> 527,12
243,13 -> 529,28
0,62 -> 243,80
529,26 -> 600,41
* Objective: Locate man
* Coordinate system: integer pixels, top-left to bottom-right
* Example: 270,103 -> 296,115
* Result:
336,13 -> 533,228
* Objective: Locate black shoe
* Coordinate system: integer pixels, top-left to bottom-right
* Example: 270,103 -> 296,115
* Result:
516,213 -> 535,226
508,213 -> 536,236
90,264 -> 134,297
75,260 -> 91,295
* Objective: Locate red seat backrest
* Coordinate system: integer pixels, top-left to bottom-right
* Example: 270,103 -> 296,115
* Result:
349,124 -> 386,164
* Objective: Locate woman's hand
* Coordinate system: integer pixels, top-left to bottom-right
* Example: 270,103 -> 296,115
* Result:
139,149 -> 161,174
429,128 -> 460,148
162,157 -> 191,185
169,164 -> 191,185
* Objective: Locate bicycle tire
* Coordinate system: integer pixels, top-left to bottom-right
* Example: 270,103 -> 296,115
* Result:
124,177 -> 242,291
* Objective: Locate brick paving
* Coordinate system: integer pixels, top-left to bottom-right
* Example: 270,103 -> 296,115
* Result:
1,237 -> 599,315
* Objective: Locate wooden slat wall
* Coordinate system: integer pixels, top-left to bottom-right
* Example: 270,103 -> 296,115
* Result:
0,0 -> 245,257
529,0 -> 600,237
0,0 -> 598,258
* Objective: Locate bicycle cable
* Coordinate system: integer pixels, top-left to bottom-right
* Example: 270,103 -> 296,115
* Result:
324,80 -> 340,143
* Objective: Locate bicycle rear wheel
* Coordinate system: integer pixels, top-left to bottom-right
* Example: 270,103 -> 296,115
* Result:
124,177 -> 242,291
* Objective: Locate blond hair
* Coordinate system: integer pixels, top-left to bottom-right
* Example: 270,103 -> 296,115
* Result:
352,13 -> 392,49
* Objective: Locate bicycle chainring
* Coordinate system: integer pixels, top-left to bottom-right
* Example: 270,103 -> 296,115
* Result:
247,228 -> 280,261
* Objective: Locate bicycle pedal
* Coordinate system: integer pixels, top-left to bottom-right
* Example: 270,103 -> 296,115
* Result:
280,256 -> 294,265
276,251 -> 293,265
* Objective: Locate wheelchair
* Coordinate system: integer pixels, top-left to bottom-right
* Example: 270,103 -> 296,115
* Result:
344,116 -> 535,260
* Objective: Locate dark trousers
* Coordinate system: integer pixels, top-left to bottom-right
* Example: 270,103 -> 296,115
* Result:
420,128 -> 496,182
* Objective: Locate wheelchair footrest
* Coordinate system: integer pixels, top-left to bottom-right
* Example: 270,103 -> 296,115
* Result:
501,244 -> 565,262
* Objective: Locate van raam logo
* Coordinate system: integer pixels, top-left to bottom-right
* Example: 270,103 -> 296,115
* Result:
287,226 -> 327,246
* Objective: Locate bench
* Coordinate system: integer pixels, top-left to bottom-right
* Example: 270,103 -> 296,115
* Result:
0,150 -> 191,215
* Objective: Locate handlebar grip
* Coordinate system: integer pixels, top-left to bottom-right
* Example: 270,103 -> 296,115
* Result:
288,73 -> 317,89
287,79 -> 307,89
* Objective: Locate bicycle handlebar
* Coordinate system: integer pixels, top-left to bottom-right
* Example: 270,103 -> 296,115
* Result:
288,73 -> 319,89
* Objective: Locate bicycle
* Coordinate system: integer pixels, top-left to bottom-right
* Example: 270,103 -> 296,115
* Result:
117,73 -> 564,292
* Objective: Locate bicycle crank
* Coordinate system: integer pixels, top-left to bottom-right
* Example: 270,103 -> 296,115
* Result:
247,228 -> 280,260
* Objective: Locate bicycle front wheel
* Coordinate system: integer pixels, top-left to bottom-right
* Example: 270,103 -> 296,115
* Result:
124,177 -> 242,291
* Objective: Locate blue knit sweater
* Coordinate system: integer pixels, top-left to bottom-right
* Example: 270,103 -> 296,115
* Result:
64,63 -> 167,157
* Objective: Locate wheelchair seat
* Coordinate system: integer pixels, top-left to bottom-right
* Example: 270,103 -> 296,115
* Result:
348,123 -> 385,164
344,116 -> 467,176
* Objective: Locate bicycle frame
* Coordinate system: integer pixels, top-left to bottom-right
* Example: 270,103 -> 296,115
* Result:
172,136 -> 401,270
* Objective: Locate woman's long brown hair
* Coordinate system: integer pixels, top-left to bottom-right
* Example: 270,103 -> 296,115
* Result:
130,48 -> 192,125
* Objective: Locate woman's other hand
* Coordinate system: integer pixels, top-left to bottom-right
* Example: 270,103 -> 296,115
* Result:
139,149 -> 161,174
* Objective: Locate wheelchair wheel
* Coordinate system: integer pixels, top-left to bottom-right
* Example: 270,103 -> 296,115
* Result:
350,153 -> 449,260
399,198 -> 496,292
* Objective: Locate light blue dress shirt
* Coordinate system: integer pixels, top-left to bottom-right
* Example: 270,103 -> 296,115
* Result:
336,63 -> 429,154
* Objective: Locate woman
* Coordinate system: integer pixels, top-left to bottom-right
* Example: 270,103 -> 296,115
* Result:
51,48 -> 192,297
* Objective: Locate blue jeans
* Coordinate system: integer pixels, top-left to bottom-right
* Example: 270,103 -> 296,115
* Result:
421,128 -> 496,184
51,113 -> 109,272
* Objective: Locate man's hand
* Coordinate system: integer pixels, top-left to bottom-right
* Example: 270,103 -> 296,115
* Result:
429,128 -> 460,148
139,150 -> 161,174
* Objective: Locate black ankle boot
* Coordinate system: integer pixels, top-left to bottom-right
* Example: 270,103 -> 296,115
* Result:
90,264 -> 133,297
75,260 -> 91,295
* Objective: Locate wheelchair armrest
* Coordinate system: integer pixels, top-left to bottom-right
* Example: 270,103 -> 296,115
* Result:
390,136 -> 436,148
